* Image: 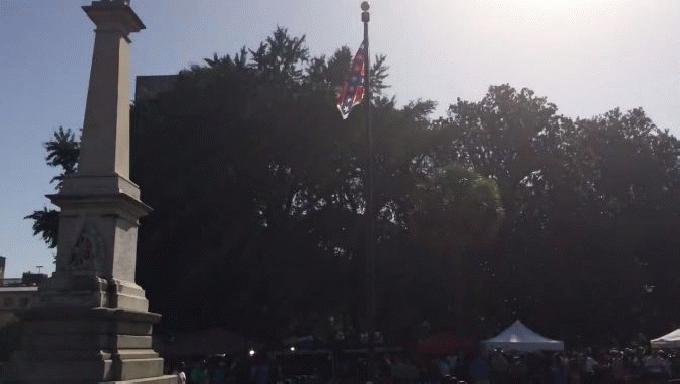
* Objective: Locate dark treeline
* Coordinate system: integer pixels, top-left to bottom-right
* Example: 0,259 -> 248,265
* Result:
32,28 -> 680,348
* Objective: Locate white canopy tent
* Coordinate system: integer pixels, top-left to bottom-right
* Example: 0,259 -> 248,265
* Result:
482,320 -> 564,352
651,329 -> 680,349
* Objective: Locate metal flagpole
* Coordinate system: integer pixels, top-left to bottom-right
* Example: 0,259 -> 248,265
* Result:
361,2 -> 377,382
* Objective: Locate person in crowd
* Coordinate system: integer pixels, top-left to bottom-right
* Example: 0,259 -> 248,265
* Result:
460,353 -> 470,381
550,354 -> 568,384
469,351 -> 490,384
582,352 -> 598,384
438,355 -> 452,381
634,347 -> 647,377
670,351 -> 680,380
609,350 -> 626,383
568,353 -> 582,384
427,356 -> 442,384
403,357 -> 420,383
643,350 -> 671,382
231,356 -> 250,384
211,359 -> 227,384
489,349 -> 509,384
250,353 -> 270,384
507,355 -> 527,384
190,360 -> 209,384
447,354 -> 459,376
388,355 -> 404,383
524,352 -> 543,384
172,361 -> 187,384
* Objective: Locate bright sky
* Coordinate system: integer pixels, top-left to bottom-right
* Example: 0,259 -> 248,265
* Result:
0,0 -> 678,277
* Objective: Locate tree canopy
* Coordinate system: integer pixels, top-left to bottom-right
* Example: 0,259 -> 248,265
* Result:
30,27 -> 680,347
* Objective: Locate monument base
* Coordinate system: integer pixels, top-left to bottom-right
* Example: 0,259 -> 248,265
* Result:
100,378 -> 178,384
4,306 -> 176,384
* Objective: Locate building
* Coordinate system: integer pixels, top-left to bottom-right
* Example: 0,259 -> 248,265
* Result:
0,257 -> 47,328
135,75 -> 178,103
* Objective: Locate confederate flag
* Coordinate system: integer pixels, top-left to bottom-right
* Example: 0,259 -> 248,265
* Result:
336,41 -> 367,119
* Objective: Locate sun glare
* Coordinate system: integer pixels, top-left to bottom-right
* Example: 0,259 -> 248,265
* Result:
479,0 -> 614,19
515,0 -> 601,12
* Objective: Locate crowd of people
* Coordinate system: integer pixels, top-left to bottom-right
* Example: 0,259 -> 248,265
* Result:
170,351 -> 327,384
171,354 -> 273,384
169,347 -> 680,384
376,348 -> 680,384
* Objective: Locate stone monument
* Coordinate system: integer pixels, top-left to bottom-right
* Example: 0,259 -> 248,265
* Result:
6,1 -> 176,383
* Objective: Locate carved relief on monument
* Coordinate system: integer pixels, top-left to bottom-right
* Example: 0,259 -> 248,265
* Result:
70,222 -> 105,272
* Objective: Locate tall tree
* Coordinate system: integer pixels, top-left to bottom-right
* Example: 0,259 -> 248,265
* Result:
28,30 -> 680,346
26,126 -> 80,248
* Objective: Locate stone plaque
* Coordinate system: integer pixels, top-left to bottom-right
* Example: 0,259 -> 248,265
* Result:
70,223 -> 104,271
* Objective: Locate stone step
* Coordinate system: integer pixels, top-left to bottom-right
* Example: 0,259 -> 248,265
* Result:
5,357 -> 167,382
101,374 -> 178,384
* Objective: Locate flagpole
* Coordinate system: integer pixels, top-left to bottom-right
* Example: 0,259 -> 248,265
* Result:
361,2 -> 377,382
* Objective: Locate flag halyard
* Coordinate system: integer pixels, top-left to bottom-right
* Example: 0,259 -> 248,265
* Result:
336,41 -> 367,119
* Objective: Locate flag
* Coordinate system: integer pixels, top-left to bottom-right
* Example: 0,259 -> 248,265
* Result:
336,41 -> 367,119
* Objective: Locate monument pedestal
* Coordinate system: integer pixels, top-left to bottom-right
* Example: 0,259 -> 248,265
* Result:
7,308 -> 175,384
5,178 -> 176,383
5,1 -> 176,383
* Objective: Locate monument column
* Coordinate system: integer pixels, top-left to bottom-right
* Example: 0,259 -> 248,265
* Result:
6,1 -> 176,383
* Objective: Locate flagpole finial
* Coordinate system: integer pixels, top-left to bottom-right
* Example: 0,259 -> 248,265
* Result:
361,1 -> 370,22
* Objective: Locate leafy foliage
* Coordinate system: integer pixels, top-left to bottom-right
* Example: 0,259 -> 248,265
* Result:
250,26 -> 309,81
25,208 -> 60,249
26,126 -> 80,248
45,126 -> 80,187
30,28 -> 680,346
